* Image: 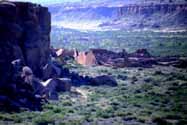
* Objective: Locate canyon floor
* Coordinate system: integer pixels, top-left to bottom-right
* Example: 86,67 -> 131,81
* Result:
1,28 -> 187,125
0,64 -> 186,125
0,25 -> 187,125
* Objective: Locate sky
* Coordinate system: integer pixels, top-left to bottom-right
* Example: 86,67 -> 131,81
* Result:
10,0 -> 82,4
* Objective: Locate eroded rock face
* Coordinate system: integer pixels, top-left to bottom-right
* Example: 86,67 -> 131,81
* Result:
0,1 -> 51,111
0,1 -> 51,79
99,4 -> 187,29
118,4 -> 187,16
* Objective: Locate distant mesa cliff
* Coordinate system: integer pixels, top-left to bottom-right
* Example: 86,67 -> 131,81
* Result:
49,3 -> 187,29
118,4 -> 187,16
107,4 -> 187,29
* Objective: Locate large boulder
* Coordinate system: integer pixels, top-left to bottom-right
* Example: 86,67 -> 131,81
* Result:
21,66 -> 33,85
56,48 -> 74,60
42,61 -> 62,80
41,78 -> 72,100
89,75 -> 118,86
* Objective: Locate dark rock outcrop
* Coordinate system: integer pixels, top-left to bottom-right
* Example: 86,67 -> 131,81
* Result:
42,78 -> 72,100
0,1 -> 51,79
42,61 -> 62,80
89,75 -> 118,87
0,1 -> 51,111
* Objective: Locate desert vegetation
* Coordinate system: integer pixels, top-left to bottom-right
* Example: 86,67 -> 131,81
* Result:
51,28 -> 187,57
0,64 -> 186,125
0,0 -> 187,125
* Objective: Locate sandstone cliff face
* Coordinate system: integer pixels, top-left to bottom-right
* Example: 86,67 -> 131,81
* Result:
0,2 -> 51,81
118,4 -> 187,16
50,3 -> 187,20
99,4 -> 187,29
50,3 -> 187,29
0,2 -> 51,110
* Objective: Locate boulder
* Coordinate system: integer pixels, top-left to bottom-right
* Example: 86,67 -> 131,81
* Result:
42,61 -> 62,80
89,75 -> 118,86
21,66 -> 33,85
57,78 -> 72,92
56,48 -> 74,59
32,78 -> 46,96
69,72 -> 89,86
41,78 -> 72,100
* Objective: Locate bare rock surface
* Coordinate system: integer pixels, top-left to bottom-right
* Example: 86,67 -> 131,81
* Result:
0,1 -> 51,111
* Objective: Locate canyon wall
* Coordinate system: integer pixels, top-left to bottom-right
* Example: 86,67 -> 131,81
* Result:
118,4 -> 187,16
0,1 -> 51,83
50,3 -> 187,20
0,1 -> 51,110
50,3 -> 187,29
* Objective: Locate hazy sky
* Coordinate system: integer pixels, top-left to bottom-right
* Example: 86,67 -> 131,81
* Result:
11,0 -> 82,4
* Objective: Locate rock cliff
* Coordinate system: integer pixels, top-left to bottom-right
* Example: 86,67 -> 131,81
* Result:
0,2 -> 51,80
100,4 -> 187,29
118,4 -> 187,16
0,1 -> 51,110
49,3 -> 187,29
